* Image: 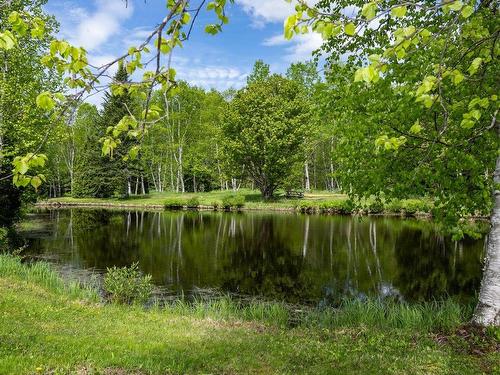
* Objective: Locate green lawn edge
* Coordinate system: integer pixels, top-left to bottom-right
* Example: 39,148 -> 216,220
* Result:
0,254 -> 498,374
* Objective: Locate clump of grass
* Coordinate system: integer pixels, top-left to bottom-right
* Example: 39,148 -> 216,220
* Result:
104,262 -> 153,305
186,196 -> 200,209
401,199 -> 432,216
318,199 -> 353,214
164,198 -> 186,210
296,201 -> 318,213
166,296 -> 290,327
211,201 -> 220,210
0,254 -> 98,301
303,299 -> 471,332
221,194 -> 245,210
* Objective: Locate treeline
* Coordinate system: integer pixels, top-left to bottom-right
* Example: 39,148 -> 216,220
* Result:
42,60 -> 340,199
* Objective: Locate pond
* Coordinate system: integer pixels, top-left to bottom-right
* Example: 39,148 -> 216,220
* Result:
21,208 -> 486,305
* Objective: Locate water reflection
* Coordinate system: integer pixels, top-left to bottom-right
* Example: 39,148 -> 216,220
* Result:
23,209 -> 485,304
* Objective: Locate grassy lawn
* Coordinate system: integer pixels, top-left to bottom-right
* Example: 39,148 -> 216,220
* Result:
0,255 -> 498,374
38,189 -> 434,215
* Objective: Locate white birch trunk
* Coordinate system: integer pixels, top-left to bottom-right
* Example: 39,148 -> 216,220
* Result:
304,161 -> 311,192
472,154 -> 500,326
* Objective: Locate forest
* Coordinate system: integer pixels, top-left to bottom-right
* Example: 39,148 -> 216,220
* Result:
0,0 -> 499,373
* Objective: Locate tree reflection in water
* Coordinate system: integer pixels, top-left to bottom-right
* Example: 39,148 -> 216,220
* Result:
23,209 -> 485,304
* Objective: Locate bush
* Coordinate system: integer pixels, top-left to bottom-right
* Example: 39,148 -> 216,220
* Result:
367,199 -> 384,214
402,199 -> 431,215
318,199 -> 353,214
296,201 -> 316,213
164,198 -> 185,210
104,262 -> 153,304
385,200 -> 403,214
221,194 -> 245,210
211,201 -> 220,210
186,197 -> 200,208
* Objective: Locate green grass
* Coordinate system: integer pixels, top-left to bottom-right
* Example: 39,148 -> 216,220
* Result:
40,189 -> 434,216
0,254 -> 498,374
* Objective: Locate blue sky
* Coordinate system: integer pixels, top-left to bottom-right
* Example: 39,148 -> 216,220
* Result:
44,0 -> 323,96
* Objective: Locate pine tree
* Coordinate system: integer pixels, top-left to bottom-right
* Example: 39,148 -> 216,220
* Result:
73,66 -> 139,198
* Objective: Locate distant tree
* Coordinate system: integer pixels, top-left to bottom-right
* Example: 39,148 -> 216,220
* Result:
73,66 -> 137,198
246,60 -> 270,85
223,75 -> 310,199
286,61 -> 321,192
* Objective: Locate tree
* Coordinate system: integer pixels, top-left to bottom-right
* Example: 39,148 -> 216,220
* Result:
285,1 -> 499,325
0,0 -> 59,223
223,75 -> 310,199
246,59 -> 270,85
73,66 -> 138,198
286,61 -> 321,192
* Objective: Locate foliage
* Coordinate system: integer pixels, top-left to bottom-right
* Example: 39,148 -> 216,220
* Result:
221,194 -> 245,209
223,75 -> 311,199
285,0 -> 499,234
73,67 -> 138,198
186,196 -> 200,208
103,262 -> 153,305
164,197 -> 186,209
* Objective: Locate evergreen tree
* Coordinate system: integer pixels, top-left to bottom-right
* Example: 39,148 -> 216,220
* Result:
73,66 -> 139,198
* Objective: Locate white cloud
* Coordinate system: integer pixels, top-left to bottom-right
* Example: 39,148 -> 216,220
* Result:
176,65 -> 247,91
63,0 -> 134,51
236,0 -> 319,27
263,32 -> 323,62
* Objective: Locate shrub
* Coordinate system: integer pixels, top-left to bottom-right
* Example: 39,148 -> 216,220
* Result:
385,200 -> 403,214
367,199 -> 384,214
402,199 -> 431,215
221,194 -> 245,210
319,199 -> 354,214
186,197 -> 200,208
104,262 -> 153,304
164,198 -> 185,210
296,201 -> 316,213
211,201 -> 220,210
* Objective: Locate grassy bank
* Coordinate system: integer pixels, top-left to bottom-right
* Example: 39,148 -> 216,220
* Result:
0,254 -> 498,374
38,189 -> 433,216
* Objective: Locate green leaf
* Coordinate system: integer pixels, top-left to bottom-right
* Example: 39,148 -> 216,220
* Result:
181,12 -> 191,24
30,176 -> 42,190
361,3 -> 377,20
410,120 -> 422,134
451,70 -> 464,85
468,57 -> 482,75
35,92 -> 55,111
461,118 -> 475,129
391,6 -> 407,18
0,31 -> 16,50
448,0 -> 463,11
344,23 -> 356,36
461,5 -> 474,18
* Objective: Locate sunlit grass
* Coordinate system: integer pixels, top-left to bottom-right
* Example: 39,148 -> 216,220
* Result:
0,254 -> 497,374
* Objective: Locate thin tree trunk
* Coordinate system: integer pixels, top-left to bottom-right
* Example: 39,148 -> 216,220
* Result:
304,161 -> 311,192
472,154 -> 500,326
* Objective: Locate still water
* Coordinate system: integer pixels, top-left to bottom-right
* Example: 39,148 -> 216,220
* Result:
22,208 -> 485,305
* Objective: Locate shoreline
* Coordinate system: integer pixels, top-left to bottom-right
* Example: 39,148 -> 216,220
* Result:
35,200 -> 433,218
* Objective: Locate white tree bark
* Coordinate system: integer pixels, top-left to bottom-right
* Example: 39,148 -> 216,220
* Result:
304,161 -> 311,191
472,154 -> 500,326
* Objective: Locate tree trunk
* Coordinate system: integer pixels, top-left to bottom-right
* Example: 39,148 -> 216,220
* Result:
193,174 -> 197,193
304,161 -> 311,192
472,155 -> 500,326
